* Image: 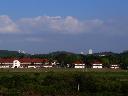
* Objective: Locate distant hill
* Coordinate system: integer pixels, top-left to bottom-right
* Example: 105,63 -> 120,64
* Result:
49,51 -> 74,56
0,50 -> 25,57
93,52 -> 118,56
0,50 -> 19,54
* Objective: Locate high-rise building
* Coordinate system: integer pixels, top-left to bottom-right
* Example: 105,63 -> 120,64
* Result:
89,49 -> 93,54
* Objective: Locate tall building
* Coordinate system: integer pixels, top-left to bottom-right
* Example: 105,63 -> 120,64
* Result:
89,49 -> 93,54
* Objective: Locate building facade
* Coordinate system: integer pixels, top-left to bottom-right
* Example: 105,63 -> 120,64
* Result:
0,58 -> 50,68
92,61 -> 103,69
73,61 -> 85,68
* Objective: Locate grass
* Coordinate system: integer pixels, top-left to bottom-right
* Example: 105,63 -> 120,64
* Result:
0,68 -> 127,78
0,68 -> 127,72
0,68 -> 127,96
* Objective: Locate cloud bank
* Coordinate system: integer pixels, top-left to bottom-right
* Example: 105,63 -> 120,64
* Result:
0,15 -> 104,34
0,15 -> 127,35
0,15 -> 19,33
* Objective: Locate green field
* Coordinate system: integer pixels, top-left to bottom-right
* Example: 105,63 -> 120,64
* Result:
0,68 -> 127,72
0,69 -> 128,96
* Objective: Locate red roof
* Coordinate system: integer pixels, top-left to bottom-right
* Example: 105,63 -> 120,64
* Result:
0,58 -> 48,63
91,60 -> 102,64
0,58 -> 15,63
73,61 -> 84,64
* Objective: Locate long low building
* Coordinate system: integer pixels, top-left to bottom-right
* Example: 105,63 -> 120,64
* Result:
0,58 -> 51,68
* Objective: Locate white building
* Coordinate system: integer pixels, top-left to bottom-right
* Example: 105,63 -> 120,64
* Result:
89,49 -> 93,54
73,61 -> 85,68
110,64 -> 119,69
12,60 -> 21,68
0,58 -> 49,68
92,61 -> 102,68
0,65 -> 9,68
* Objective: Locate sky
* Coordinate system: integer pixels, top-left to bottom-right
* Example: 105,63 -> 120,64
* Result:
0,0 -> 128,54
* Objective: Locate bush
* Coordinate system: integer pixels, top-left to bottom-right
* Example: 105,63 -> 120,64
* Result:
0,72 -> 127,95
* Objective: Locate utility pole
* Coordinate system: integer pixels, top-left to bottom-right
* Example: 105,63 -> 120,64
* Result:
77,83 -> 80,92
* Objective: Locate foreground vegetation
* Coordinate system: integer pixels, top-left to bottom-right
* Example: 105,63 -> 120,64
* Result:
0,69 -> 128,96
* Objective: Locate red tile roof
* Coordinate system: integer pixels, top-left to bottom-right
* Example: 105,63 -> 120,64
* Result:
0,58 -> 48,63
91,60 -> 102,64
73,61 -> 84,64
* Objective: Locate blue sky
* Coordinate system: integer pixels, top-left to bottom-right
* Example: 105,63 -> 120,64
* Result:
0,0 -> 128,19
0,0 -> 128,53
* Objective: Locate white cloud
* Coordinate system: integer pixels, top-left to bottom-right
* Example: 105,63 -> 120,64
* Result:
18,16 -> 103,34
0,15 -> 104,34
0,15 -> 127,35
0,15 -> 19,33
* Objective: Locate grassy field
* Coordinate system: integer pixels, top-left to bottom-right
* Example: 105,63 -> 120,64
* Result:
0,68 -> 128,96
0,68 -> 127,72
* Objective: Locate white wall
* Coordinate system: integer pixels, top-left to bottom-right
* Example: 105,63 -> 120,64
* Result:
28,66 -> 36,68
43,65 -> 52,68
12,60 -> 21,68
110,65 -> 119,69
75,64 -> 85,68
93,66 -> 102,68
75,66 -> 85,68
0,66 -> 9,68
92,64 -> 102,68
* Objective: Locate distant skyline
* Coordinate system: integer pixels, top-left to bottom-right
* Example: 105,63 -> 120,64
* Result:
0,0 -> 128,53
